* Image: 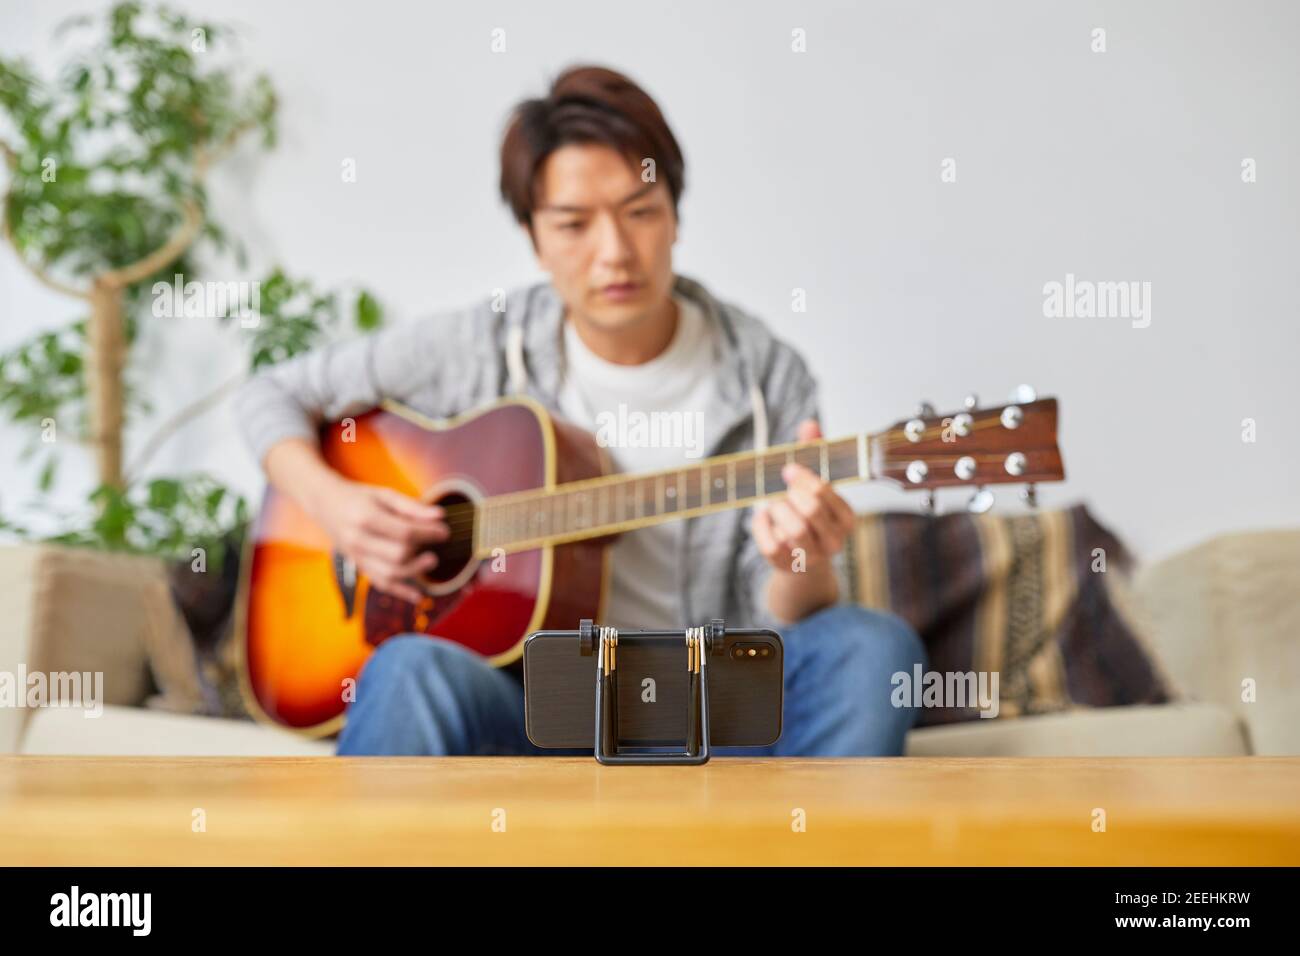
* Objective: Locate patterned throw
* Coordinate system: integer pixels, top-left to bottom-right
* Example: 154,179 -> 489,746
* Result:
846,504 -> 1173,726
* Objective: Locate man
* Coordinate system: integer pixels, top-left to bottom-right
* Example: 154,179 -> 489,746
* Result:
234,65 -> 926,756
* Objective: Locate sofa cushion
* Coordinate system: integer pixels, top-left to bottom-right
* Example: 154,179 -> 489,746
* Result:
904,702 -> 1248,756
1134,529 -> 1300,755
19,704 -> 334,757
850,505 -> 1174,726
0,544 -> 207,752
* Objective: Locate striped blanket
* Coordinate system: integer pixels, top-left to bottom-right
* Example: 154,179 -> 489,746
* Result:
847,504 -> 1172,726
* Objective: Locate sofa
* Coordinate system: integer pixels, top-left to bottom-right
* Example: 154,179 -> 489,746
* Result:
2,523 -> 1297,757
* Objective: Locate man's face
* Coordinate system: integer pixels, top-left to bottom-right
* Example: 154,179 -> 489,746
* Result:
529,143 -> 678,332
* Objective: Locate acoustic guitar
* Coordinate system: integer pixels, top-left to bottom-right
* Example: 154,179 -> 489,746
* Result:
236,391 -> 1064,734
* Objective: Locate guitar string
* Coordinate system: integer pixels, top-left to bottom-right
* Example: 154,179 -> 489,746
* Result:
430,413 -> 1037,534
433,450 -> 1049,546
471,411 -> 1023,512
412,403 -> 1052,547
433,445 -> 1044,536
442,413 -> 1015,513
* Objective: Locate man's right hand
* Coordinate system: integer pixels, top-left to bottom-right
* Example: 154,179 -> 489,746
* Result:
262,437 -> 450,604
309,479 -> 449,605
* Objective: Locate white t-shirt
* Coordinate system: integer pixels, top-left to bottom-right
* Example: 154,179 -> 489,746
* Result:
557,293 -> 719,629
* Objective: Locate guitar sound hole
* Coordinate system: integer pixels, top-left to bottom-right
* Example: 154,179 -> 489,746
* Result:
422,491 -> 476,585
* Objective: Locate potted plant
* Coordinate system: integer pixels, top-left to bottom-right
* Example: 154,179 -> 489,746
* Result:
0,2 -> 382,715
0,1 -> 380,564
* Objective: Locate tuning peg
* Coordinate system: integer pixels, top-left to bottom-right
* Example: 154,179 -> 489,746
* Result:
1020,484 -> 1038,508
918,401 -> 936,418
963,393 -> 979,410
1009,384 -> 1036,404
967,487 -> 995,514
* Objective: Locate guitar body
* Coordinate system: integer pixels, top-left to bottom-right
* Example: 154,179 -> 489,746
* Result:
236,397 -> 610,736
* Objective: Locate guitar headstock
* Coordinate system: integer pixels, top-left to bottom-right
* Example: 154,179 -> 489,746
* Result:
873,387 -> 1064,510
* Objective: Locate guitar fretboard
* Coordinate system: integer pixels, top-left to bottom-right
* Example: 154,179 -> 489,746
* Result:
474,434 -> 873,555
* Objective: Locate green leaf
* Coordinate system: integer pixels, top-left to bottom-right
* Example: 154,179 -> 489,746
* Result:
37,455 -> 58,492
27,473 -> 249,568
204,486 -> 225,516
146,477 -> 180,510
354,289 -> 382,330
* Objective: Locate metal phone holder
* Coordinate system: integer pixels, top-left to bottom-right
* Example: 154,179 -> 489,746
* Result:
579,618 -> 725,765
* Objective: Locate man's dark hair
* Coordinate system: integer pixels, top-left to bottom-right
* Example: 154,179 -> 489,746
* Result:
499,65 -> 686,229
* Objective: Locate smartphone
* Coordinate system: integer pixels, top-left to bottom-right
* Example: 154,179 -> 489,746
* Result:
524,627 -> 783,748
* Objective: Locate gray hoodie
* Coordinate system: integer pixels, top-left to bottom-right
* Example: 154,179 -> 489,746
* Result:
232,273 -> 850,630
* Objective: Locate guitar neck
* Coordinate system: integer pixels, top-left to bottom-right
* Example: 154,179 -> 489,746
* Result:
474,433 -> 876,556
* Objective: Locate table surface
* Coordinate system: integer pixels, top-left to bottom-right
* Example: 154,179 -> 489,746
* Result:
2,756 -> 1298,865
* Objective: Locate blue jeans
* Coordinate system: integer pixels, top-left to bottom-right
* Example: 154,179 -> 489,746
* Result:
335,605 -> 927,757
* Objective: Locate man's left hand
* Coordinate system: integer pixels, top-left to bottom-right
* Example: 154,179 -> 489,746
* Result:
751,419 -> 856,574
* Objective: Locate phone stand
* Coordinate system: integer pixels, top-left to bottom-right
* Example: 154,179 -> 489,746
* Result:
579,618 -> 725,765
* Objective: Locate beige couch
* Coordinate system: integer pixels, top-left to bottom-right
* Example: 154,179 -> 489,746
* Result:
2,528 -> 1297,757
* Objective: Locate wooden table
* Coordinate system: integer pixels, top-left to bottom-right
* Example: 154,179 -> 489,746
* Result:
2,756 -> 1298,865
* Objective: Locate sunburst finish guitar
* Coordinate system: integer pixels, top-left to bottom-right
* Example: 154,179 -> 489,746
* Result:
237,392 -> 1064,734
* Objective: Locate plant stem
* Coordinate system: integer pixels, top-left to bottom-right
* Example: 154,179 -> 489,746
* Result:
101,197 -> 203,289
0,214 -> 94,303
125,370 -> 247,482
87,280 -> 127,488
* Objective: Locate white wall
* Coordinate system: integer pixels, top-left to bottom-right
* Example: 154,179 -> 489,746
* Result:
1,0 -> 1297,561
